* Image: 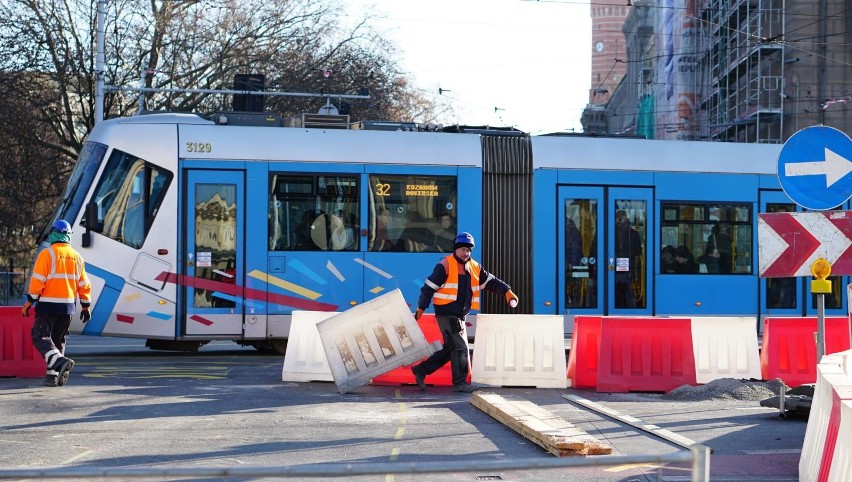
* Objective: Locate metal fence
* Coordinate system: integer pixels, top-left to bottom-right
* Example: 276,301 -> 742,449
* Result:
0,446 -> 710,481
0,271 -> 25,306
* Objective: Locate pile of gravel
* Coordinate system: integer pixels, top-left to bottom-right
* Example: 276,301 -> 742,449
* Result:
663,378 -> 789,401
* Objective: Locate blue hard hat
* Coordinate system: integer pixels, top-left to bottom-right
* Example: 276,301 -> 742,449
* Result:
51,219 -> 72,234
454,232 -> 475,248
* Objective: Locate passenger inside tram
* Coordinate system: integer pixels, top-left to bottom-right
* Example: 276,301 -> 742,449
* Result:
674,245 -> 699,274
661,245 -> 677,273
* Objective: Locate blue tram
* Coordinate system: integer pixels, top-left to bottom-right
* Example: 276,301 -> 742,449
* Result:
32,112 -> 846,352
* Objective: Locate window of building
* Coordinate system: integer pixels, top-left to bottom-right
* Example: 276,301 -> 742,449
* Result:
660,202 -> 752,274
368,175 -> 457,253
269,174 -> 359,251
85,149 -> 172,249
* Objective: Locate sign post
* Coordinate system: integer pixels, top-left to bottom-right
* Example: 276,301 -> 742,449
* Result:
811,259 -> 833,360
765,125 -> 852,365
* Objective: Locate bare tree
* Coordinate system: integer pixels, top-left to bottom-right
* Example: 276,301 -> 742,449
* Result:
0,0 -> 451,273
0,71 -> 70,271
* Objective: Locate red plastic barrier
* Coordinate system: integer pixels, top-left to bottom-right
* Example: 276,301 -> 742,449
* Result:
370,314 -> 463,387
0,307 -> 45,378
596,317 -> 696,393
566,316 -> 602,388
760,317 -> 852,388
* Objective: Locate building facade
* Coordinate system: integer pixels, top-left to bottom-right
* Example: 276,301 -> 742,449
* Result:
583,0 -> 852,142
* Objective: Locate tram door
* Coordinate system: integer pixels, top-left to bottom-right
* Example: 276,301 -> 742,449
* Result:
557,186 -> 652,316
759,190 -> 847,317
181,170 -> 245,336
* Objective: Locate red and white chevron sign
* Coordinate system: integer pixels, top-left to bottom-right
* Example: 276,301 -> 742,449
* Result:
758,211 -> 852,277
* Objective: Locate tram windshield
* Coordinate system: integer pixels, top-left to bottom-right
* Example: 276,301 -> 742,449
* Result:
38,141 -> 107,243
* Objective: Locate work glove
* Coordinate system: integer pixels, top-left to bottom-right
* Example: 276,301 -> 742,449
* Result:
21,301 -> 32,317
414,308 -> 424,321
505,290 -> 519,308
80,308 -> 91,324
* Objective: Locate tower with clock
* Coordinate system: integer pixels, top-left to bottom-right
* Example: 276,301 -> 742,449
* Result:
589,4 -> 629,104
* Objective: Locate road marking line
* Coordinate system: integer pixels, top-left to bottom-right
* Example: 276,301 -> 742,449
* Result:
389,447 -> 400,461
605,463 -> 661,472
60,450 -> 95,465
745,449 -> 802,454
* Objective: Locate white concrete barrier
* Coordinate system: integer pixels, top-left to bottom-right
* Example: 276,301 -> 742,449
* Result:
316,289 -> 438,394
800,353 -> 849,482
281,311 -> 337,383
471,314 -> 567,389
829,396 -> 852,481
690,317 -> 761,384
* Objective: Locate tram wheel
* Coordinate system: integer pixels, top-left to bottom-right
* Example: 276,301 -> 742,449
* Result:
251,339 -> 288,355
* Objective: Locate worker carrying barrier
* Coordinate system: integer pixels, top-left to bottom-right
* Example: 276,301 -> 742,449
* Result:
471,314 -> 567,389
371,313 -> 459,387
316,289 -> 439,394
0,306 -> 45,378
761,317 -> 852,388
281,311 -> 338,383
596,317 -> 696,393
799,351 -> 852,482
690,317 -> 760,383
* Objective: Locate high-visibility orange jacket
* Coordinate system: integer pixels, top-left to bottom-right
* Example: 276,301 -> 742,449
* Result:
431,255 -> 482,310
418,254 -> 511,317
28,242 -> 91,315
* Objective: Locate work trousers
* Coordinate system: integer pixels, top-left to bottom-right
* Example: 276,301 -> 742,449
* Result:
417,315 -> 469,386
31,312 -> 72,372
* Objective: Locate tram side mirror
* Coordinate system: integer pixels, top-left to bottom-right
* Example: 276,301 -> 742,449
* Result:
81,201 -> 98,248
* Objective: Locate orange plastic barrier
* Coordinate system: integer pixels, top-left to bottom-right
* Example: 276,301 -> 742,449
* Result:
370,314 -> 462,387
596,317 -> 696,393
0,307 -> 45,378
566,316 -> 602,388
761,317 -> 852,388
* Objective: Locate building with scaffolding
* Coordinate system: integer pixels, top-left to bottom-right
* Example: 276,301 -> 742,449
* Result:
584,0 -> 852,143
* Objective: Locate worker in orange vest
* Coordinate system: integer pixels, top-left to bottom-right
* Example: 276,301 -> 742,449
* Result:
22,220 -> 92,387
410,232 -> 518,392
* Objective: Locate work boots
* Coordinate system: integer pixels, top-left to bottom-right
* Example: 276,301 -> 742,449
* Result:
411,365 -> 427,391
52,358 -> 75,387
451,383 -> 478,393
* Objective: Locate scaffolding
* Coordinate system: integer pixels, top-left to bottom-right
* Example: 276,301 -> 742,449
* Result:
698,0 -> 785,143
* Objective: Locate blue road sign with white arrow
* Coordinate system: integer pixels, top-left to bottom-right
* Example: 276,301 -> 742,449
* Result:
777,125 -> 852,210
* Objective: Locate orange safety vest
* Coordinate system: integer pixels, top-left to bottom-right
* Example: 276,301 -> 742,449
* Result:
28,243 -> 92,306
432,255 -> 484,310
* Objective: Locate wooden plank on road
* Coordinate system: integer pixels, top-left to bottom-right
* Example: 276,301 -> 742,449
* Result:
471,392 -> 612,457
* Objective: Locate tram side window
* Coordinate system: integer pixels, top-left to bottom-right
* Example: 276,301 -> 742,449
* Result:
660,202 -> 752,274
368,175 -> 457,252
269,174 -> 359,251
84,149 -> 173,249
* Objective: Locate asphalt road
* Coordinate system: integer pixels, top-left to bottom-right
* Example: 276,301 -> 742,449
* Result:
0,335 -> 806,481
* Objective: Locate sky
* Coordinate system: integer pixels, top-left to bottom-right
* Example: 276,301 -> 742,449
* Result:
346,0 -> 593,135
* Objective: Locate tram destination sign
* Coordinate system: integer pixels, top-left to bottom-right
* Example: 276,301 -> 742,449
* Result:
758,211 -> 852,277
777,125 -> 852,210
